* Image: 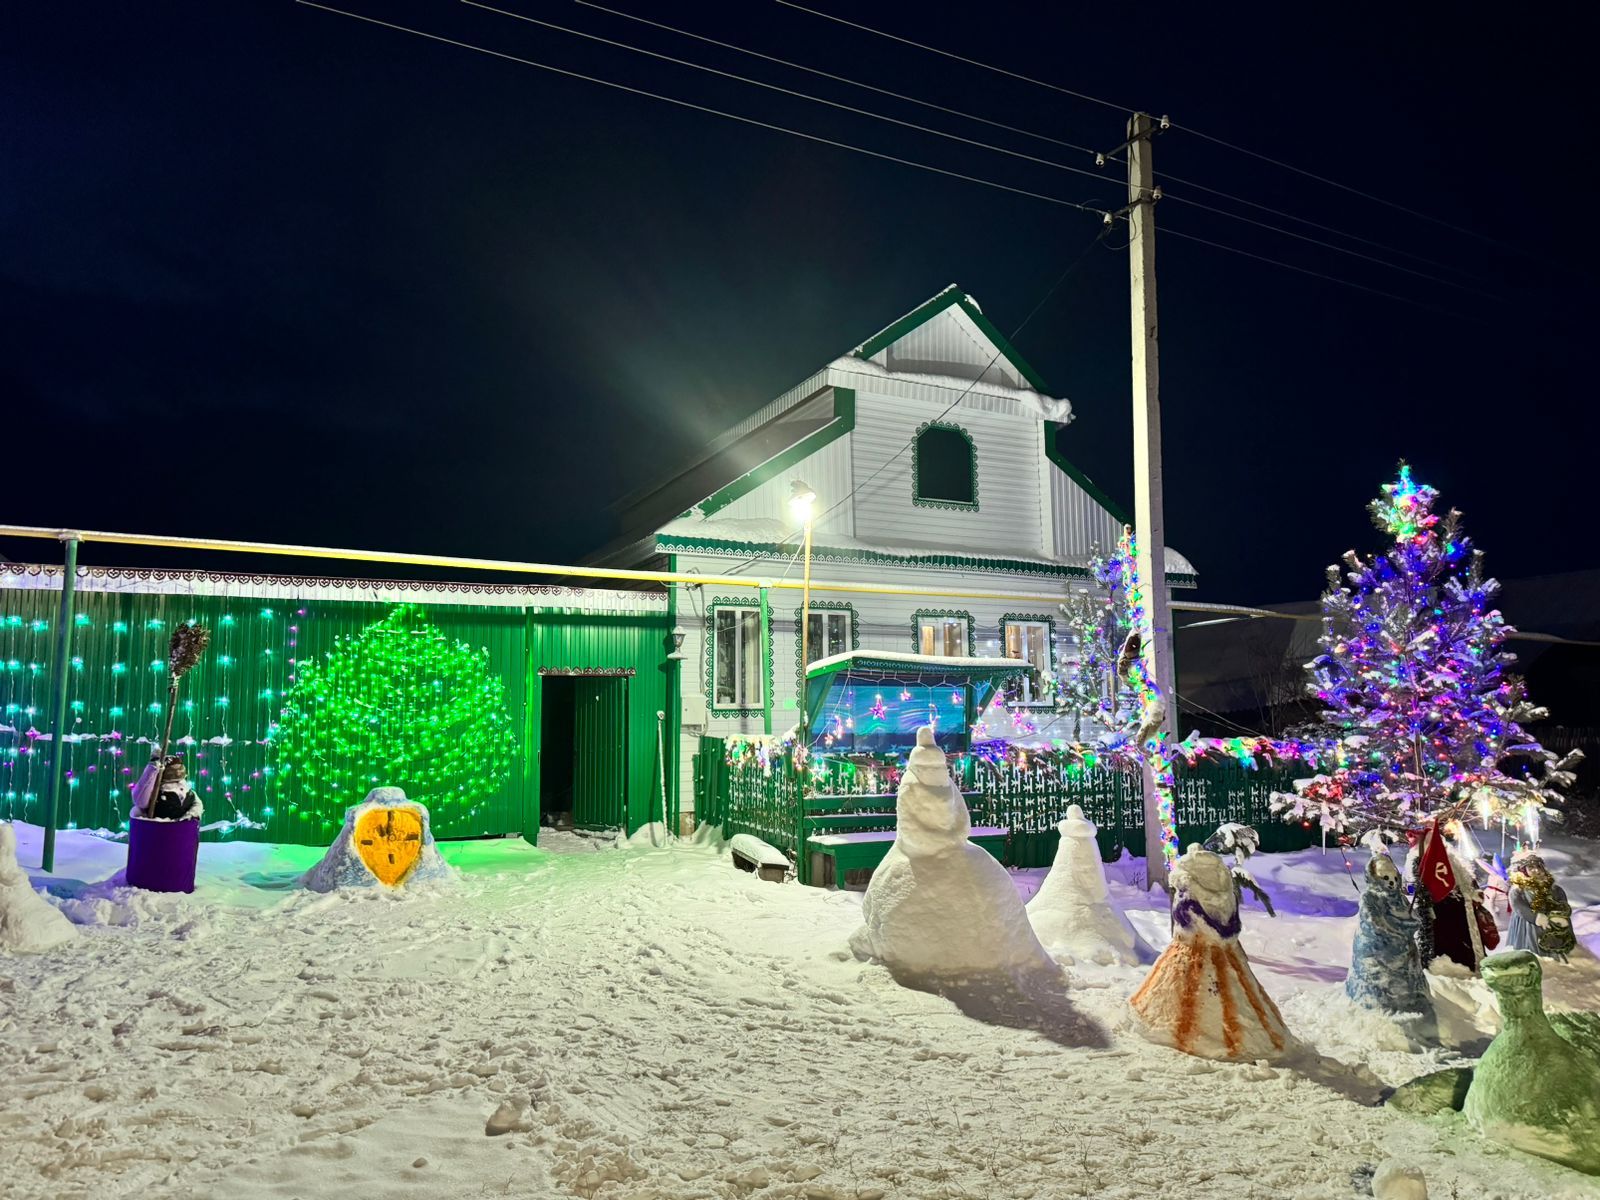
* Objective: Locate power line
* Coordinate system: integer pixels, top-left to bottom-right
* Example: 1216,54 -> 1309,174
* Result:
716,226 -> 1111,578
1160,226 -> 1486,321
774,0 -> 1135,114
778,2 -> 1505,254
295,3 -> 1117,221
463,2 -> 1124,196
572,1 -> 1102,159
1162,191 -> 1497,297
1170,123 -> 1500,246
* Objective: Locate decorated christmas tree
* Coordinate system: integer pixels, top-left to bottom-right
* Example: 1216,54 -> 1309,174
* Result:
272,605 -> 517,818
1276,466 -> 1577,841
1055,539 -> 1141,743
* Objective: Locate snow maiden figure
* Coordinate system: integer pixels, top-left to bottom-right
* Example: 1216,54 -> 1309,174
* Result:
1347,852 -> 1432,1019
125,623 -> 210,894
1506,852 -> 1575,962
1129,844 -> 1291,1062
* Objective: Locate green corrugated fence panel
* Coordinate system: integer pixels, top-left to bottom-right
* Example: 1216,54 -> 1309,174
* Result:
1,581 -> 669,846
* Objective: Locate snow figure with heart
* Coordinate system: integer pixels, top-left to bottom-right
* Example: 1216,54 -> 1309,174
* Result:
849,726 -> 1054,987
1129,843 -> 1291,1061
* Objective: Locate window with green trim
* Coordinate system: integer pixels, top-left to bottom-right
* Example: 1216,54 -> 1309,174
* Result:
913,422 -> 977,508
916,613 -> 971,657
1001,616 -> 1054,703
804,609 -> 852,666
710,606 -> 764,709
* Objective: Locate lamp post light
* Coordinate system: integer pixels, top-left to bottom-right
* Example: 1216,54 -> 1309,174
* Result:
789,480 -> 818,732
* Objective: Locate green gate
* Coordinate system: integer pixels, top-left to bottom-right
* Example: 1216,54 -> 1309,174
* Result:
571,676 -> 629,829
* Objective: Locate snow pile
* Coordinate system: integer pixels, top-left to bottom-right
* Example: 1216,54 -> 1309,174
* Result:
0,824 -> 75,953
1373,1161 -> 1430,1200
1026,804 -> 1150,966
1129,844 -> 1293,1062
302,789 -> 453,893
850,726 -> 1054,985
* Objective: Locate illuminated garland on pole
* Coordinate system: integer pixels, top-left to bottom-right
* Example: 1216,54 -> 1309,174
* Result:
1119,527 -> 1181,868
272,605 -> 516,824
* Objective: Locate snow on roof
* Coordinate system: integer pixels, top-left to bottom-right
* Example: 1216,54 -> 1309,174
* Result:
828,356 -> 1070,422
807,649 -> 1029,676
659,515 -> 1198,579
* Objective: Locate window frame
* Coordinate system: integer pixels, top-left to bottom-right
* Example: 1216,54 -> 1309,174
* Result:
794,602 -> 859,682
911,609 -> 976,658
705,599 -> 771,715
911,420 -> 979,510
1000,613 -> 1056,705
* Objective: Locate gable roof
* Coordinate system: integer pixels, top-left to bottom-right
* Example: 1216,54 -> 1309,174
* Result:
852,284 -> 1051,393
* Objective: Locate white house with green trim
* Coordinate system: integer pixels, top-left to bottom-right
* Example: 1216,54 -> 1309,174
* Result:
586,285 -> 1195,825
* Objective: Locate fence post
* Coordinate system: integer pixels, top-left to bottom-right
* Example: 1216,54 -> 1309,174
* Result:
40,533 -> 80,874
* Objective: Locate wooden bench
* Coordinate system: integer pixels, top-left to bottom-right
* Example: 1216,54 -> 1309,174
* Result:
728,833 -> 789,883
800,791 -> 1008,888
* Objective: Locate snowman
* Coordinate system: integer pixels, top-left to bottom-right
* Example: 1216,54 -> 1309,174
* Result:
1027,804 -> 1150,966
1129,843 -> 1291,1061
0,823 -> 75,953
849,726 -> 1054,986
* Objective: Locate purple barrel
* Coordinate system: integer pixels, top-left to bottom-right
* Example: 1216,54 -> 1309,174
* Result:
126,817 -> 200,893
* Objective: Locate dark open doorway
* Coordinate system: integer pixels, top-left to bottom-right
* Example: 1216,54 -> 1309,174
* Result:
539,672 -> 629,831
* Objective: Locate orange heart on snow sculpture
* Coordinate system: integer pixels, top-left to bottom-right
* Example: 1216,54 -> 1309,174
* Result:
354,807 -> 423,886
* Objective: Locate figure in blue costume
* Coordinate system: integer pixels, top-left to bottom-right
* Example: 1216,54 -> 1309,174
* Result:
1347,851 -> 1432,1017
1506,852 -> 1575,963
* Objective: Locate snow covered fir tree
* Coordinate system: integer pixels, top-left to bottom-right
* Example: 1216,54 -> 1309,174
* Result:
1275,466 -> 1580,844
1054,538 -> 1140,742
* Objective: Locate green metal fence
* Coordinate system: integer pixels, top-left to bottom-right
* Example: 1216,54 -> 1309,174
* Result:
696,735 -> 1316,866
1,570 -> 669,845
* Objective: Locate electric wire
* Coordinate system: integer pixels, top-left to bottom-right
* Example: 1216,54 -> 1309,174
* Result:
572,0 -> 1102,158
1160,226 -> 1486,321
1162,191 -> 1496,297
1169,123 -> 1502,245
777,2 -> 1505,254
462,1 -> 1124,196
773,0 -> 1134,113
297,2 -> 1118,220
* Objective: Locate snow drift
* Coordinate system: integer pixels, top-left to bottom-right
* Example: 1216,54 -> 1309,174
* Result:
0,823 -> 74,953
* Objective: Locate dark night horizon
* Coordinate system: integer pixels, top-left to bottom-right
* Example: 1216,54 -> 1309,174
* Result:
3,2 -> 1594,604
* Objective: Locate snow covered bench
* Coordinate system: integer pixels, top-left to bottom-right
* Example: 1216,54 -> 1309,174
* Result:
800,791 -> 1006,888
728,833 -> 789,883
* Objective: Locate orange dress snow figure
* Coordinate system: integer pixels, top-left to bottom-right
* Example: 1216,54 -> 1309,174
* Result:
1129,844 -> 1291,1061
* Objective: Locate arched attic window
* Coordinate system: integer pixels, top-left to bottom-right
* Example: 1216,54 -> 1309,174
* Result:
913,422 -> 977,509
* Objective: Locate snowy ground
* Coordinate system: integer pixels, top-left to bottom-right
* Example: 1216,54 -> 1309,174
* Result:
3,824 -> 1600,1200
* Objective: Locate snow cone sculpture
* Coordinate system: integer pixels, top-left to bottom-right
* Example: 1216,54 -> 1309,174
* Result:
0,823 -> 74,954
1463,950 -> 1600,1175
1347,852 -> 1432,1017
1027,804 -> 1149,966
1129,844 -> 1291,1061
302,788 -> 453,893
849,726 -> 1054,986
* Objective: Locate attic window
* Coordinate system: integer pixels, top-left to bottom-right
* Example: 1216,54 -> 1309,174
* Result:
913,422 -> 977,509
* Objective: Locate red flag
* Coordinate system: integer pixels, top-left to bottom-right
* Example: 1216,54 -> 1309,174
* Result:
1418,820 -> 1457,903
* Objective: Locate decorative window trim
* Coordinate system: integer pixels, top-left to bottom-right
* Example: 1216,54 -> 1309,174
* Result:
704,598 -> 773,716
911,609 -> 976,657
793,601 -> 859,685
1000,613 -> 1056,705
911,421 -> 979,511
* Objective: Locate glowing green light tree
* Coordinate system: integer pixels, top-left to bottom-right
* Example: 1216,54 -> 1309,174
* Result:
272,605 -> 516,818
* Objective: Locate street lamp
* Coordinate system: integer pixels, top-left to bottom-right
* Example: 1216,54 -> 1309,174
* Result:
790,480 -> 818,733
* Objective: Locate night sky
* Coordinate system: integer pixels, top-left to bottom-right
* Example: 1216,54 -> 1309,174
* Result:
3,2 -> 1594,604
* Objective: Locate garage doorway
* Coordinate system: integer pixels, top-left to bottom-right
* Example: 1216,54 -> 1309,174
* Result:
539,671 -> 630,831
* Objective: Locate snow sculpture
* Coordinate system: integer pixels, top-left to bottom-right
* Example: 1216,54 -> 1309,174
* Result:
0,823 -> 75,954
1129,844 -> 1291,1061
1505,853 -> 1575,962
1463,950 -> 1600,1175
849,726 -> 1054,985
1347,852 -> 1432,1016
1026,804 -> 1149,965
302,789 -> 453,892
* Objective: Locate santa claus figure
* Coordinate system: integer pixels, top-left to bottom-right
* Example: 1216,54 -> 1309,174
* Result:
1129,844 -> 1291,1061
1406,822 -> 1495,972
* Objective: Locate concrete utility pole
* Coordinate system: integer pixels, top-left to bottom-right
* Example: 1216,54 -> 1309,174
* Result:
1126,112 -> 1178,892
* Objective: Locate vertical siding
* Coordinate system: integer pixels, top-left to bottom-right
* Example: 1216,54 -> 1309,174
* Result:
528,610 -> 669,835
1049,469 -> 1127,560
851,393 -> 1044,554
0,576 -> 668,845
